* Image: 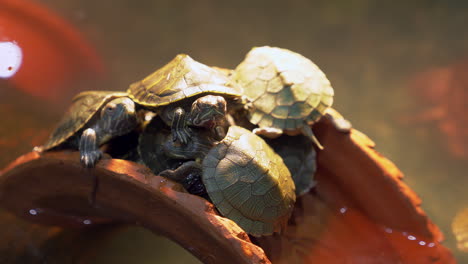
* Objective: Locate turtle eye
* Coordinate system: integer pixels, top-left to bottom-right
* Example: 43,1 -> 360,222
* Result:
105,103 -> 116,113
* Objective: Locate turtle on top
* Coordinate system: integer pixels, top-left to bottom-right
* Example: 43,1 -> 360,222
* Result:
36,46 -> 350,236
232,46 -> 351,150
127,54 -> 243,145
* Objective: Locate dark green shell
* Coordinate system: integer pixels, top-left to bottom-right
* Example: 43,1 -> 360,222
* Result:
267,134 -> 317,196
202,126 -> 296,236
138,116 -> 217,174
233,46 -> 333,131
42,91 -> 128,150
127,54 -> 242,108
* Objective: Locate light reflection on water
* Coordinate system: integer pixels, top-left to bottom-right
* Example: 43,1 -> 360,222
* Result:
1,0 -> 467,263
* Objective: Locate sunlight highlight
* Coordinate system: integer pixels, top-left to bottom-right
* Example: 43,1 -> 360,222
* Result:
0,41 -> 22,78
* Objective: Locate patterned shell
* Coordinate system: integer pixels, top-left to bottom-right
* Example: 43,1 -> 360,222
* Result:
233,46 -> 334,131
267,135 -> 317,196
42,91 -> 128,150
127,54 -> 242,108
202,126 -> 296,236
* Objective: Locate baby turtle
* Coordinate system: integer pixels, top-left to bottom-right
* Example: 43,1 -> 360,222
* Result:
232,46 -> 351,149
127,54 -> 242,144
266,134 -> 317,196
38,91 -> 138,167
163,126 -> 296,236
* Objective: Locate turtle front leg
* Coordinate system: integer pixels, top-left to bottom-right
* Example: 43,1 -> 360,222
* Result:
79,128 -> 103,168
171,107 -> 192,145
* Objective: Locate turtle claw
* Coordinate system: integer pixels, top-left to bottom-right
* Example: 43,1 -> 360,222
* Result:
325,108 -> 352,133
79,128 -> 102,168
32,146 -> 44,153
172,127 -> 193,145
80,150 -> 102,168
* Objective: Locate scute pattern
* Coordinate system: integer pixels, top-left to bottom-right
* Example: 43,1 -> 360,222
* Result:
42,91 -> 128,150
202,126 -> 296,236
127,54 -> 242,108
233,46 -> 334,132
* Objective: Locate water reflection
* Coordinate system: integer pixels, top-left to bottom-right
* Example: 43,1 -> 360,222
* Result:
0,41 -> 22,78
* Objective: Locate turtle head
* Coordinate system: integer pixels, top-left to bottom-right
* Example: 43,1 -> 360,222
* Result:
190,95 -> 227,129
100,97 -> 138,135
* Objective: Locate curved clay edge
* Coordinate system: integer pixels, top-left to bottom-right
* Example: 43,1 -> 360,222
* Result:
313,116 -> 443,241
0,151 -> 269,264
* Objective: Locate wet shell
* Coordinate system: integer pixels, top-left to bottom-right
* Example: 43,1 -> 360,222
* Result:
127,54 -> 242,108
42,91 -> 128,150
233,46 -> 333,131
202,126 -> 296,236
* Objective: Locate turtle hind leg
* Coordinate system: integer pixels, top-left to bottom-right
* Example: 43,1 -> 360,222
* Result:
325,108 -> 352,133
183,170 -> 208,199
160,161 -> 207,198
301,125 -> 324,150
159,160 -> 200,182
79,128 -> 103,168
252,127 -> 283,139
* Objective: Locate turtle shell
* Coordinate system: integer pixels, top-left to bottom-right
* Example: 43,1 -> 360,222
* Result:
266,134 -> 317,196
127,54 -> 242,108
202,126 -> 296,236
42,91 -> 128,150
232,46 -> 334,131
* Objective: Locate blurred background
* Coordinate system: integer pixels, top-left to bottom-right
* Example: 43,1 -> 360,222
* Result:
0,0 -> 467,263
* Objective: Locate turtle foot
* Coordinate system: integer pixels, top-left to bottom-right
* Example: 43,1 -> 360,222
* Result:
172,126 -> 193,145
332,118 -> 352,133
325,108 -> 352,133
80,150 -> 102,168
32,146 -> 44,153
252,127 -> 283,139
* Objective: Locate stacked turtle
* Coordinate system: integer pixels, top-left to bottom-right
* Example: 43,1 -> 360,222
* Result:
37,46 -> 350,237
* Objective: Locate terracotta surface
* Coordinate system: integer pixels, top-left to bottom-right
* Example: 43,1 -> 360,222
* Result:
255,117 -> 455,263
0,152 -> 269,264
0,117 -> 455,263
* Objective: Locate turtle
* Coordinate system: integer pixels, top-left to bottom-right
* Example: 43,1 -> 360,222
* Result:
232,46 -> 351,149
37,91 -> 139,167
161,125 -> 296,237
137,115 -> 218,175
127,54 -> 243,145
266,134 -> 317,196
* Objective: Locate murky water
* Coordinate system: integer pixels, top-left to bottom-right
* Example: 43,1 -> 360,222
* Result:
1,0 -> 467,262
